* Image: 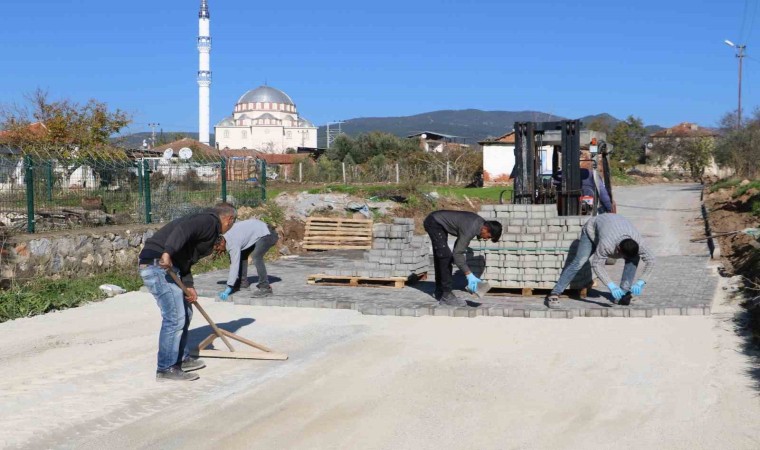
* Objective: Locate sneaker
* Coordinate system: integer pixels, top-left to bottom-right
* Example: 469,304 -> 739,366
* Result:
156,366 -> 199,382
251,286 -> 273,297
181,357 -> 206,372
618,292 -> 633,306
439,292 -> 467,307
434,290 -> 443,301
240,280 -> 251,289
544,295 -> 561,309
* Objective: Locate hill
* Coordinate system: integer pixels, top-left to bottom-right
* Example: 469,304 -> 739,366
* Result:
317,110 -> 662,146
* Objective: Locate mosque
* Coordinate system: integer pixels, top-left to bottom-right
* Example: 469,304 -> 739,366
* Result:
195,1 -> 318,153
214,86 -> 318,152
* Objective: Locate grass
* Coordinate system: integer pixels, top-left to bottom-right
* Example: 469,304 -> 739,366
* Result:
0,271 -> 143,323
709,178 -> 742,193
735,180 -> 760,197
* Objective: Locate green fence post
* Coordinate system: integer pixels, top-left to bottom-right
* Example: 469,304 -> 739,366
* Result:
24,155 -> 35,233
260,160 -> 267,203
220,158 -> 227,203
45,160 -> 53,202
143,159 -> 152,224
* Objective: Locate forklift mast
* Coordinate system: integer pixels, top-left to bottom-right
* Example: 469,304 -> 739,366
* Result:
513,120 -> 582,216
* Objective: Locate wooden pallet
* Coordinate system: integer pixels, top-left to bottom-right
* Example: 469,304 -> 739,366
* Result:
304,217 -> 373,251
485,286 -> 588,298
307,272 -> 427,289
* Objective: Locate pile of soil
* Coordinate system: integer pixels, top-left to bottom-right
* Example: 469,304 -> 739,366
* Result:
704,182 -> 760,341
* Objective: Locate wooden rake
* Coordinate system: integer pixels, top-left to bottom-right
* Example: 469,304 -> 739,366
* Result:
167,270 -> 288,361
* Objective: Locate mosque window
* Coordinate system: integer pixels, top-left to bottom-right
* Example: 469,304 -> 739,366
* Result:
223,130 -> 230,138
286,131 -> 292,139
242,130 -> 247,139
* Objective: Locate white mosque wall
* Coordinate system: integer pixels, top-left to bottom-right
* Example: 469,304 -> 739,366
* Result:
215,125 -> 318,152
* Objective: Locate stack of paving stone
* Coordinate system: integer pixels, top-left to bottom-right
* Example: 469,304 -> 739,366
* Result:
468,204 -> 591,290
326,218 -> 431,278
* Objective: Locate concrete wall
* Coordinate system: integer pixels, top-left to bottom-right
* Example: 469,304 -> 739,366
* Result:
483,144 -> 552,183
0,224 -> 161,284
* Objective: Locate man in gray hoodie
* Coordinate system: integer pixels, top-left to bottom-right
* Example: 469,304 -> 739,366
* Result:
217,218 -> 279,299
544,213 -> 655,309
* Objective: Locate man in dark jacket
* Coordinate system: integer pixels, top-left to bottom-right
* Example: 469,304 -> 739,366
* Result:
423,210 -> 502,306
138,203 -> 237,382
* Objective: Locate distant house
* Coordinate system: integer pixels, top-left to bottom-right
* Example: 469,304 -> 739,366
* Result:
407,131 -> 470,153
220,149 -> 307,181
646,122 -> 729,177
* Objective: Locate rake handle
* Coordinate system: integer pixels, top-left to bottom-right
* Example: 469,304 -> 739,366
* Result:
166,269 -> 236,353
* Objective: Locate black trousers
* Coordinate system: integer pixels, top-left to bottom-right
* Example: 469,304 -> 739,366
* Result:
424,215 -> 453,297
236,230 -> 279,289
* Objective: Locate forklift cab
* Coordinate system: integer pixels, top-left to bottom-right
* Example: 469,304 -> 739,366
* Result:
507,120 -> 614,216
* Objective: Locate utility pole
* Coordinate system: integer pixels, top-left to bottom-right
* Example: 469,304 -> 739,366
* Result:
148,122 -> 160,148
724,40 -> 746,128
737,44 -> 746,128
326,120 -> 344,148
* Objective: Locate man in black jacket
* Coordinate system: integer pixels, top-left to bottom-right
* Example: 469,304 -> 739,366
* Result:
423,210 -> 502,306
138,203 -> 237,382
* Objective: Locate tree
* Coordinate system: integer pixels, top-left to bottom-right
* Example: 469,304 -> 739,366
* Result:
587,117 -> 613,135
608,115 -> 647,167
0,89 -> 131,158
714,108 -> 760,178
655,137 -> 714,178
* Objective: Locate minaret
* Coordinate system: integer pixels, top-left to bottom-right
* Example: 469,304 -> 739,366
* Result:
197,0 -> 211,145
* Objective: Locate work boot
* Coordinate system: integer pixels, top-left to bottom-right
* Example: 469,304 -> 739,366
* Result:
251,285 -> 273,297
239,280 -> 251,289
156,366 -> 199,382
439,292 -> 467,307
618,292 -> 633,306
181,357 -> 206,372
434,289 -> 443,301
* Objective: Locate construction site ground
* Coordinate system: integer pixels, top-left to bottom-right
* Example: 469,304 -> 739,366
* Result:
2,183 -> 760,449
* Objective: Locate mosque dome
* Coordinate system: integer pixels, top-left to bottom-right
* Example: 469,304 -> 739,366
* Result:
237,86 -> 294,107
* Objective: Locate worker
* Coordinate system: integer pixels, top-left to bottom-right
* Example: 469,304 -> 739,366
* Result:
544,213 -> 655,309
217,218 -> 279,300
423,210 -> 502,306
552,168 -> 614,213
138,203 -> 237,382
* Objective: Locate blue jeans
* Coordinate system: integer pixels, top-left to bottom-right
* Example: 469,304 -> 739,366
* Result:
551,231 -> 640,295
140,265 -> 193,371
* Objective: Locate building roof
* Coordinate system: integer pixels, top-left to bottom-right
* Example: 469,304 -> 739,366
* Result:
237,86 -> 295,106
298,118 -> 315,128
650,122 -> 720,138
479,131 -> 515,145
216,116 -> 235,127
0,122 -> 48,144
407,131 -> 462,140
152,138 -> 221,159
254,113 -> 279,121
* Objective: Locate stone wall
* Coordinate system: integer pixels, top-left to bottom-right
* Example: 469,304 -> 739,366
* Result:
0,224 -> 161,283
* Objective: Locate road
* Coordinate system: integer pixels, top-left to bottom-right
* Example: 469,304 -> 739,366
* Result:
1,183 -> 759,450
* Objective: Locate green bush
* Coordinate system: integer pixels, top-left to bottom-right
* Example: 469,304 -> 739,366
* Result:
752,200 -> 760,217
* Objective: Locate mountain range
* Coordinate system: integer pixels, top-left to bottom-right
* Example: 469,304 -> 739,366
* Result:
116,110 -> 663,148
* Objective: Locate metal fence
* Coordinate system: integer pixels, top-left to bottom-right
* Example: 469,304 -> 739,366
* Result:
0,154 -> 267,234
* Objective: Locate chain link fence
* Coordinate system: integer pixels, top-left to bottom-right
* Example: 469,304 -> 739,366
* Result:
0,151 -> 267,234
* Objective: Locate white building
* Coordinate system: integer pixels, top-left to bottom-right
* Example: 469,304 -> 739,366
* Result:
214,86 -> 318,153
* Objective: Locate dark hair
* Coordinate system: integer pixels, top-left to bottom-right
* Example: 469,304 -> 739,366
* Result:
485,220 -> 503,243
619,238 -> 639,258
213,202 -> 237,218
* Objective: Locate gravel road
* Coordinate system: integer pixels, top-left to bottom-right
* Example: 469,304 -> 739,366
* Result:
1,184 -> 759,450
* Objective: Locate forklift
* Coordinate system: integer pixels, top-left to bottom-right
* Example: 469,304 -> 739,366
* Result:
501,120 -> 614,216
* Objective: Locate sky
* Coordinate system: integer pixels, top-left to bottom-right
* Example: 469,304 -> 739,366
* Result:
0,0 -> 757,135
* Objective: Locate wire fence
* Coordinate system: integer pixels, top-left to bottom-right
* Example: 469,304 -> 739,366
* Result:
0,153 -> 267,234
267,156 -> 481,185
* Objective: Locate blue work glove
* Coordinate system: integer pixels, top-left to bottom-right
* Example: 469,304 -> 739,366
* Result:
466,273 -> 481,293
607,282 -> 625,301
631,280 -> 646,296
218,287 -> 233,301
